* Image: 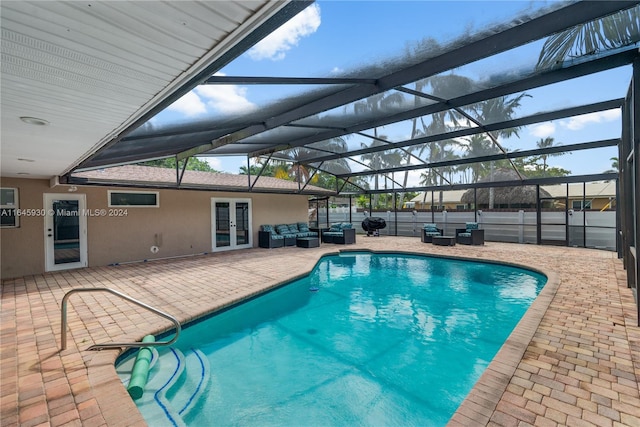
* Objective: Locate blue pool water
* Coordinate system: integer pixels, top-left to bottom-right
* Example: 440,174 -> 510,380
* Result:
116,252 -> 546,426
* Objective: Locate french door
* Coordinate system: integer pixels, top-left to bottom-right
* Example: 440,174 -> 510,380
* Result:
44,193 -> 88,271
211,198 -> 252,251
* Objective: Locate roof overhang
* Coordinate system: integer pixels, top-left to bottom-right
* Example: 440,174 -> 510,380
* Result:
1,0 -> 309,178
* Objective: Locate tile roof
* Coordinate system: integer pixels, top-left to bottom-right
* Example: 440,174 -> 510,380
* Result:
72,165 -> 334,195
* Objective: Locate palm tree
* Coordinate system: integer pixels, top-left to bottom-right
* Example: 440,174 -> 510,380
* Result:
467,94 -> 529,208
462,133 -> 495,183
604,156 -> 619,173
603,157 -> 619,182
278,135 -> 350,185
353,92 -> 404,140
360,136 -> 402,208
536,5 -> 640,69
535,137 -> 563,173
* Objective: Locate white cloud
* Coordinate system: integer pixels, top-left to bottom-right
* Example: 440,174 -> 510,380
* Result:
247,3 -> 321,61
529,122 -> 555,138
195,83 -> 257,115
166,91 -> 207,117
200,157 -> 222,170
560,109 -> 620,131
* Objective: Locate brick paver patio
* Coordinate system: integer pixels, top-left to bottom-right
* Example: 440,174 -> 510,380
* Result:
1,238 -> 639,426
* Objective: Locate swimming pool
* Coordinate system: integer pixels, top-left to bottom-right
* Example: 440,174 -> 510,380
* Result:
116,252 -> 546,426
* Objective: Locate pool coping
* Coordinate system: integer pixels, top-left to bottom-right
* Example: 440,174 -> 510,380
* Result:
87,248 -> 559,426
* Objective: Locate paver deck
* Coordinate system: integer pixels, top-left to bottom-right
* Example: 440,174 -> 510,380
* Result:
1,238 -> 639,426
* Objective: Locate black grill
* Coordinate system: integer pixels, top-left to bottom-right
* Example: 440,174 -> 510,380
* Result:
361,217 -> 386,236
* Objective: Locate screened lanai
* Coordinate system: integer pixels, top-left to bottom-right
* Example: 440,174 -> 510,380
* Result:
65,1 -> 639,312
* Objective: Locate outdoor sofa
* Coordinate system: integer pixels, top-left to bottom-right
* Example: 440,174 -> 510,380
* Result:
259,223 -> 318,248
321,222 -> 356,244
455,222 -> 484,245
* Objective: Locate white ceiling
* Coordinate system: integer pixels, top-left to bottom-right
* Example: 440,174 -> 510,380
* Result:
0,0 -> 287,179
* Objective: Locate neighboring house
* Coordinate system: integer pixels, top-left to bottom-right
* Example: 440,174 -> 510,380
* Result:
409,190 -> 472,211
542,182 -> 616,211
0,166 -> 332,280
409,182 -> 617,211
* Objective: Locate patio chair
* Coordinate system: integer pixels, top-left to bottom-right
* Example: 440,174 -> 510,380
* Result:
322,223 -> 356,244
258,225 -> 285,248
455,222 -> 484,245
421,223 -> 442,243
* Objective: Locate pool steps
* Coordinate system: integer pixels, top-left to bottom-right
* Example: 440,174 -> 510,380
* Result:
118,347 -> 211,427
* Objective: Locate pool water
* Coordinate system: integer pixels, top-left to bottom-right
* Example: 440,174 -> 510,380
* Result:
116,252 -> 546,426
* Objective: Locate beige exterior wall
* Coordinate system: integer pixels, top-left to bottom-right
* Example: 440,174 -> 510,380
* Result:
0,178 -> 309,279
0,178 -> 49,279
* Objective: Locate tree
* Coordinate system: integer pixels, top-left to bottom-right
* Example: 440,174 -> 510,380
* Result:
283,136 -> 350,185
353,91 -> 405,206
536,5 -> 640,69
535,137 -> 563,172
603,157 -> 619,182
466,94 -> 530,208
603,157 -> 619,174
141,157 -> 218,172
462,134 -> 496,183
239,164 -> 277,176
360,136 -> 402,209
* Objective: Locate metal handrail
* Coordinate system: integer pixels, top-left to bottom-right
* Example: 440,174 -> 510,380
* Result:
61,287 -> 181,351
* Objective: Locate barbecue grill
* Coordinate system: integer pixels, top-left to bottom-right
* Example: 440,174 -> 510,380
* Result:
361,217 -> 387,237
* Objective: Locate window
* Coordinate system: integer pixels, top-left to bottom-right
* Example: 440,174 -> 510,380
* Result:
108,191 -> 159,207
572,200 -> 592,210
1,188 -> 18,227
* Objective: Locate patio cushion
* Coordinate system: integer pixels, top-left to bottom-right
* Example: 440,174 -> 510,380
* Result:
261,224 -> 276,234
297,222 -> 310,233
323,231 -> 343,237
458,232 -> 471,237
276,224 -> 291,235
424,231 -> 441,236
329,223 -> 342,232
341,223 -> 353,229
423,223 -> 438,232
465,222 -> 479,230
288,223 -> 300,233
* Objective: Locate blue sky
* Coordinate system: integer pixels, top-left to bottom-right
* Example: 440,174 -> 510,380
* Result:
154,1 -> 627,184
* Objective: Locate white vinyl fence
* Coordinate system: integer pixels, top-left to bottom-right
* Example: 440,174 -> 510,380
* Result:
319,208 -> 617,251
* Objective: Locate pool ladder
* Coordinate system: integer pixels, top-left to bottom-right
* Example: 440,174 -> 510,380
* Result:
60,287 -> 181,351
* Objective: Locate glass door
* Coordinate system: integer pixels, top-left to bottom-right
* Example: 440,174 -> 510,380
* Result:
44,193 -> 88,271
211,198 -> 252,251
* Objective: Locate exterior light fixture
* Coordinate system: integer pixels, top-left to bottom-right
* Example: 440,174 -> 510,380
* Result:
19,116 -> 49,126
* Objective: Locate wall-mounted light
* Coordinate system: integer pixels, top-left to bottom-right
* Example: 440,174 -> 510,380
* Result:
20,116 -> 49,126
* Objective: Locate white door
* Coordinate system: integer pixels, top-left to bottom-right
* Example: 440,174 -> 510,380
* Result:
44,193 -> 88,272
211,198 -> 252,251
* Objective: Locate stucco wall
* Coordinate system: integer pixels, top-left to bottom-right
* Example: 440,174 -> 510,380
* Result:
0,178 -> 309,279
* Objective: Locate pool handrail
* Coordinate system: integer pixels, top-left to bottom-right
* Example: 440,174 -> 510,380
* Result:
61,287 -> 181,351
